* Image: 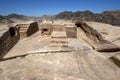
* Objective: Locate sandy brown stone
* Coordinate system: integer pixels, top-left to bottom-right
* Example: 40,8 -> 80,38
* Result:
0,20 -> 120,80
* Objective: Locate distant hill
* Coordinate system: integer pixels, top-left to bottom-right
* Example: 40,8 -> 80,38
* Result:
40,15 -> 55,20
55,10 -> 120,26
0,15 -> 13,24
7,13 -> 27,19
6,13 -> 40,21
3,10 -> 120,26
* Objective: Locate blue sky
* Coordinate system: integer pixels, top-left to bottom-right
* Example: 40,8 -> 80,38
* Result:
0,0 -> 120,16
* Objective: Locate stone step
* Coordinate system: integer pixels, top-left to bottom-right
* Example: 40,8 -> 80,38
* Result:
50,42 -> 68,47
50,31 -> 68,47
51,31 -> 67,38
19,28 -> 28,31
51,38 -> 68,43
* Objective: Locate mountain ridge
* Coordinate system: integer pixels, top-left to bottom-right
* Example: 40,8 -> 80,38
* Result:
0,10 -> 120,26
55,10 -> 120,26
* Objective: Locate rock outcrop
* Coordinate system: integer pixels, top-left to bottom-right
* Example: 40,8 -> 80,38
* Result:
16,22 -> 39,39
110,53 -> 120,67
0,26 -> 19,60
75,21 -> 120,52
0,21 -> 39,60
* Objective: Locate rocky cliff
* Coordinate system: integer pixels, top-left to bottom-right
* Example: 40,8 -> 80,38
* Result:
55,10 -> 120,26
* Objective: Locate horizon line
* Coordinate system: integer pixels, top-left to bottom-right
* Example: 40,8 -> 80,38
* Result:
1,9 -> 119,17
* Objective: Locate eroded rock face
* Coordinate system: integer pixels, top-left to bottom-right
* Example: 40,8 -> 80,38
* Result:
0,22 -> 39,60
110,54 -> 120,67
27,22 -> 39,36
75,21 -> 103,41
0,26 -> 19,60
75,21 -> 120,52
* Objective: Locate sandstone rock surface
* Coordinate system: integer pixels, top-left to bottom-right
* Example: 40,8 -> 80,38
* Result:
0,21 -> 120,80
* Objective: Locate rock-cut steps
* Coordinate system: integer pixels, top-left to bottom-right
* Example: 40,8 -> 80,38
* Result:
50,31 -> 68,47
19,24 -> 29,39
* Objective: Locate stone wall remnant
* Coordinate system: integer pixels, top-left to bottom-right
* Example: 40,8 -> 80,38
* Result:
16,22 -> 39,39
0,26 -> 19,60
40,23 -> 77,38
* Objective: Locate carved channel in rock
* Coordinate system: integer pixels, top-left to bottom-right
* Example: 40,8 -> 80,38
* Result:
75,21 -> 120,52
